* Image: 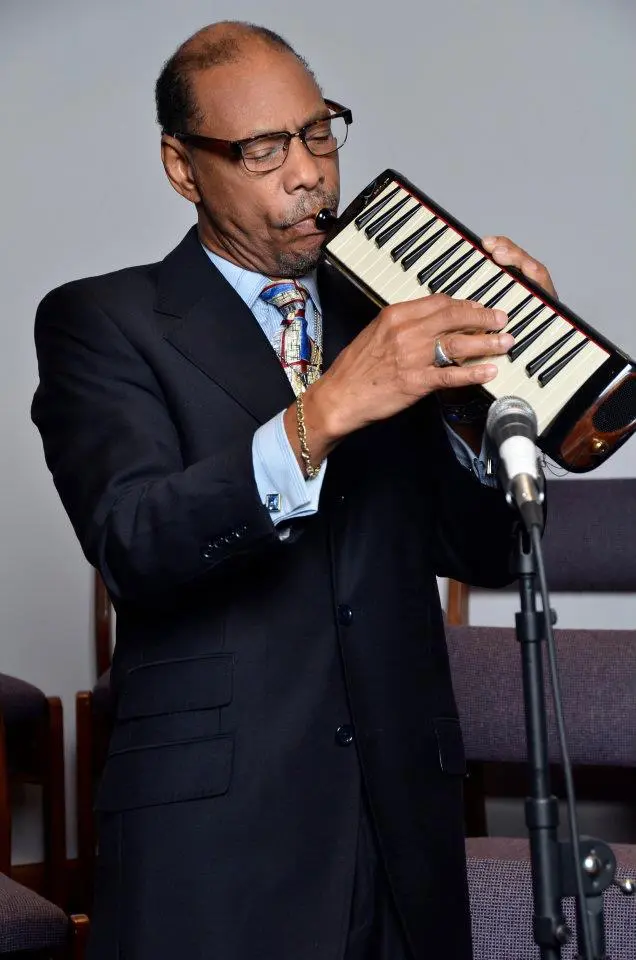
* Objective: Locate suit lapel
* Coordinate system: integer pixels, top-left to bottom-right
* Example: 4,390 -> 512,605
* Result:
156,229 -> 377,423
157,228 -> 294,425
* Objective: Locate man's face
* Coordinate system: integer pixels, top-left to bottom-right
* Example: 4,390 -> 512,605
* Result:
163,46 -> 341,278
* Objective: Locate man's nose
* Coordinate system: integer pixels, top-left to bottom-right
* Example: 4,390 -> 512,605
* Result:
282,135 -> 324,192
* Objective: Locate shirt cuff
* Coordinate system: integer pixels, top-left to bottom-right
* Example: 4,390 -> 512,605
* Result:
252,411 -> 327,527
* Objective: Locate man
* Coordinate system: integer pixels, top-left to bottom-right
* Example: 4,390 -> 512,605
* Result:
32,21 -> 557,960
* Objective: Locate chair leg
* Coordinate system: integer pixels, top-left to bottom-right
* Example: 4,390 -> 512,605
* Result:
68,913 -> 90,960
0,712 -> 11,875
75,692 -> 96,914
42,697 -> 68,908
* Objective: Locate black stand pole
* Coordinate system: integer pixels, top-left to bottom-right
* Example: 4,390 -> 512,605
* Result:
512,524 -> 628,959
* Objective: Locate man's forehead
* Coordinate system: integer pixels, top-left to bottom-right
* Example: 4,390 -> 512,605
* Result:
191,50 -> 323,136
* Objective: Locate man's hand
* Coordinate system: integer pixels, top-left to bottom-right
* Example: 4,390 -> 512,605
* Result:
481,235 -> 557,298
285,295 -> 511,471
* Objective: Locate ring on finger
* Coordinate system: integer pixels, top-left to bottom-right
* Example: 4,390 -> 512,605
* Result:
433,337 -> 454,368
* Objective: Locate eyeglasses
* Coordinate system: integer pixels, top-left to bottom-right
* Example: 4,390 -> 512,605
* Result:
168,99 -> 352,173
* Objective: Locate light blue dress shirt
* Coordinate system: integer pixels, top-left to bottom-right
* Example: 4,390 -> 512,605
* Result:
204,248 -> 497,528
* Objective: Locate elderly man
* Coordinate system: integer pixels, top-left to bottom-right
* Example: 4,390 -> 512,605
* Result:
32,20 -> 556,960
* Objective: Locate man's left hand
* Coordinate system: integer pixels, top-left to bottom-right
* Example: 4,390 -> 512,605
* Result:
481,235 -> 557,299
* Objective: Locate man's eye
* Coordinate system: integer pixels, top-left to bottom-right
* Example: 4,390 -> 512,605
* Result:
244,139 -> 284,160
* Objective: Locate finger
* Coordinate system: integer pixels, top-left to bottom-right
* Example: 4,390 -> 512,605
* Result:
432,361 -> 499,390
482,235 -> 557,296
439,330 -> 514,363
431,302 -> 509,336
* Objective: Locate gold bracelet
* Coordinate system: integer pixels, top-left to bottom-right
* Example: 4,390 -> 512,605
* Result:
296,393 -> 321,479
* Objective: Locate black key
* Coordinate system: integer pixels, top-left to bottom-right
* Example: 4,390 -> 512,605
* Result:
440,257 -> 487,297
484,279 -> 515,308
400,225 -> 447,270
526,328 -> 576,377
508,304 -> 546,339
416,239 -> 464,284
538,339 -> 588,387
429,248 -> 476,293
468,270 -> 504,302
375,204 -> 419,247
508,314 -> 557,362
355,186 -> 400,229
391,216 -> 438,262
365,196 -> 409,239
507,294 -> 534,321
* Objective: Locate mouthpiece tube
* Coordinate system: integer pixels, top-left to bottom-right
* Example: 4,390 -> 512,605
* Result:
315,208 -> 336,231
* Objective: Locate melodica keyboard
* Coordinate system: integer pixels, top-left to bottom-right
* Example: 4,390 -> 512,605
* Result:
319,170 -> 636,472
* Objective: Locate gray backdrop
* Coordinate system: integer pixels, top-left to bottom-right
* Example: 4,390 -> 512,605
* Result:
1,0 -> 634,860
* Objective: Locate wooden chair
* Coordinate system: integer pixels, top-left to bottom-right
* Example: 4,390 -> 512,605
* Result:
446,477 -> 636,839
0,870 -> 89,958
75,573 -> 113,914
0,678 -> 67,908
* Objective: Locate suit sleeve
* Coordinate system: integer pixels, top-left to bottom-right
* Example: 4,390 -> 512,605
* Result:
31,285 -> 282,602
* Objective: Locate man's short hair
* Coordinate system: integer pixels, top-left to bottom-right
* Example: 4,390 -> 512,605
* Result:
155,22 -> 314,135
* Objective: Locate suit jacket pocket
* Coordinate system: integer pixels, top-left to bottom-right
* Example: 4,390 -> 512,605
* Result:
95,734 -> 234,812
116,653 -> 234,720
434,717 -> 467,777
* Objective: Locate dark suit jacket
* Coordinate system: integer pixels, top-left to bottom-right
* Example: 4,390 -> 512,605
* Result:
32,227 -> 517,960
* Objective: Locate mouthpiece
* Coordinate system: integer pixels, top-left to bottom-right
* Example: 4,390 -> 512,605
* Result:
315,208 -> 336,231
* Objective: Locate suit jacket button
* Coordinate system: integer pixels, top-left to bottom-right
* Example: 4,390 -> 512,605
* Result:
335,724 -> 354,746
337,604 -> 353,626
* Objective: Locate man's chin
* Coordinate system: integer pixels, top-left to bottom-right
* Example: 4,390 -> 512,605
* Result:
274,242 -> 323,278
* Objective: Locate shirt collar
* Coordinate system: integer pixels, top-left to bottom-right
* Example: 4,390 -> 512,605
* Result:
203,246 -> 321,313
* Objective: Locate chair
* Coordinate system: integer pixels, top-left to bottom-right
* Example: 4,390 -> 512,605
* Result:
75,573 -> 113,913
0,677 -> 67,907
0,870 -> 89,958
446,477 -> 636,837
466,838 -> 636,959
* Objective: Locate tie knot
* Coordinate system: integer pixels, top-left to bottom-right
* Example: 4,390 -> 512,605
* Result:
260,280 -> 309,323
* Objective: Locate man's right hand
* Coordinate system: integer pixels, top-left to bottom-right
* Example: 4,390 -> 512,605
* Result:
284,294 -> 514,473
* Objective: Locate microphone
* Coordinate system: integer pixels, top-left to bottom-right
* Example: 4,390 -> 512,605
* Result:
486,396 -> 545,529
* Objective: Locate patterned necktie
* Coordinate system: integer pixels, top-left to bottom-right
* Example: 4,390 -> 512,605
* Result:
260,280 -> 322,395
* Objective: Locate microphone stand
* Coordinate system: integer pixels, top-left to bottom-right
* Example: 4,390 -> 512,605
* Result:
512,521 -> 627,959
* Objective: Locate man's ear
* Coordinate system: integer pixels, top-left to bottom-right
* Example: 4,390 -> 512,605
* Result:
160,135 -> 201,204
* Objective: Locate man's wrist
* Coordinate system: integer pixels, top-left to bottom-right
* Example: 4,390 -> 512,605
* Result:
283,383 -> 341,479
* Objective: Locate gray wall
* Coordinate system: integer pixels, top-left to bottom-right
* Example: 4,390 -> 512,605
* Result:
1,0 -> 634,861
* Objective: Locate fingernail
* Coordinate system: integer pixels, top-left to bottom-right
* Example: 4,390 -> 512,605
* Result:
493,245 -> 507,258
494,311 -> 508,327
482,236 -> 496,246
499,333 -> 514,350
479,365 -> 498,381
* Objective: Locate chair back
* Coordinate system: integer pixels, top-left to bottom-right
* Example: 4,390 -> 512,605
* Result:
446,624 -> 636,766
93,571 -> 112,678
446,476 -> 636,624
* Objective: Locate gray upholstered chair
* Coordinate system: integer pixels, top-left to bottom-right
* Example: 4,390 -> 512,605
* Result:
466,838 -> 636,959
75,573 -> 113,914
446,477 -> 636,835
0,871 -> 88,958
0,677 -> 67,907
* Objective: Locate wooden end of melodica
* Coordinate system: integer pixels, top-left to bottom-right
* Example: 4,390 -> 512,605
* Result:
559,370 -> 636,470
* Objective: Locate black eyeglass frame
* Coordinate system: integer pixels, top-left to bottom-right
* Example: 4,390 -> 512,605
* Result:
167,99 -> 353,167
